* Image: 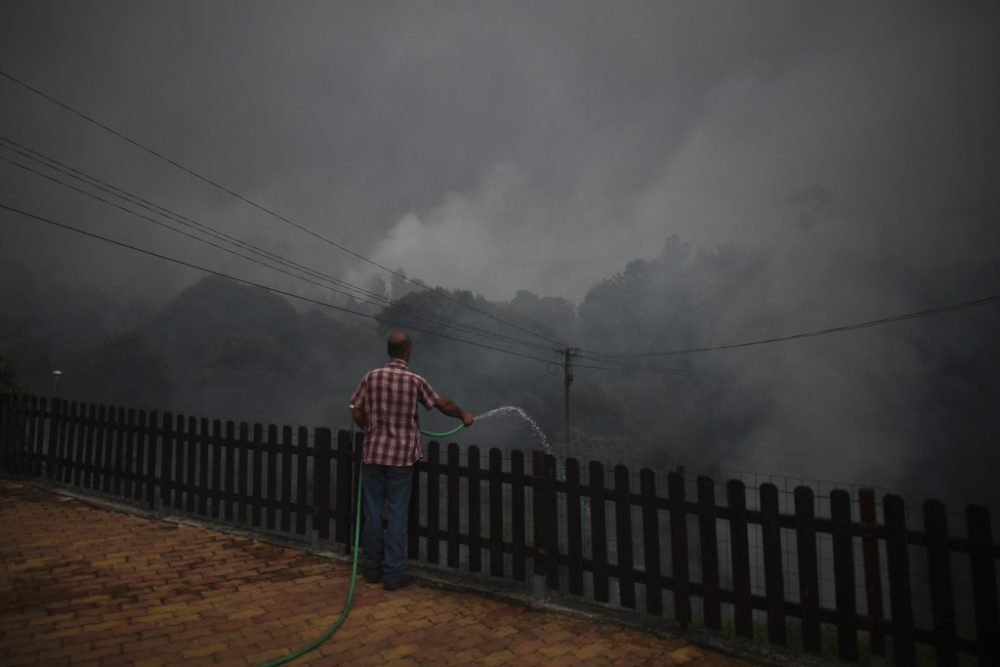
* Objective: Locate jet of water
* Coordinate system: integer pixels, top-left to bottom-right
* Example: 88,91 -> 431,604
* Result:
475,405 -> 552,456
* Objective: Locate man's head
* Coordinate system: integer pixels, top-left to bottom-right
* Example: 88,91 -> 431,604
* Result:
387,330 -> 413,361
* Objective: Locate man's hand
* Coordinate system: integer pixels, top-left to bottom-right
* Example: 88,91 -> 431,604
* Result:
435,396 -> 474,426
351,406 -> 366,429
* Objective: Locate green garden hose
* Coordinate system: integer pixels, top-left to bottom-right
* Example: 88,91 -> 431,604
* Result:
418,423 -> 467,438
258,421 -> 466,666
258,460 -> 365,667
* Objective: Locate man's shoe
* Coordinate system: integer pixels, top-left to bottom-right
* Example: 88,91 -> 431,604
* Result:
383,574 -> 413,591
363,571 -> 382,584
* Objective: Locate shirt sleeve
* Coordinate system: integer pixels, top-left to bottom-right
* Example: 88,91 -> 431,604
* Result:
416,376 -> 440,411
350,375 -> 367,411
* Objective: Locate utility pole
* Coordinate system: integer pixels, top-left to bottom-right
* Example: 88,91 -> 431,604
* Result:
563,347 -> 578,459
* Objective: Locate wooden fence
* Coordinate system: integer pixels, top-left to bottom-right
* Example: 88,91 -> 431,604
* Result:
1,394 -> 998,666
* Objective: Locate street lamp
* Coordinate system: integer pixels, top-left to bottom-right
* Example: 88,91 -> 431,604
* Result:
50,370 -> 63,399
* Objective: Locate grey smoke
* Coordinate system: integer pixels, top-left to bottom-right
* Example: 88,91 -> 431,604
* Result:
2,3 -> 999,508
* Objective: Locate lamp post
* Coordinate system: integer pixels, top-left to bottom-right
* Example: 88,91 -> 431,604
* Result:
50,370 -> 63,399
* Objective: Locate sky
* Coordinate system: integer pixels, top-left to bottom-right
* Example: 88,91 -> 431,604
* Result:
2,2 -> 1000,507
3,1 -> 997,304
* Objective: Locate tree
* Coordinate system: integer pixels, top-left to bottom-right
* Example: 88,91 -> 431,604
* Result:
0,354 -> 27,396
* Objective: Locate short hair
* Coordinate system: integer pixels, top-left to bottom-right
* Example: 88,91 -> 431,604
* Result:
387,331 -> 412,358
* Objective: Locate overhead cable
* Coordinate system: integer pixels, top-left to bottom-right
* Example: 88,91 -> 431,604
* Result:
0,68 -> 566,347
0,201 -> 568,366
583,295 -> 1000,358
0,141 -> 556,352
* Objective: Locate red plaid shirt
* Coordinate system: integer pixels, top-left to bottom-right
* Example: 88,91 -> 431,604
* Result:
350,358 -> 441,466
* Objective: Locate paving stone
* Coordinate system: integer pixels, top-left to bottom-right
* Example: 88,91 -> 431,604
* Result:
0,480 -> 761,666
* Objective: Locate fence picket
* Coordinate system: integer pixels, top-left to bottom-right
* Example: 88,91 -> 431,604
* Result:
185,416 -> 197,514
73,403 -> 89,487
884,493 -> 916,665
123,408 -> 142,498
251,423 -> 263,527
144,411 -> 158,509
280,425 -> 292,532
315,428 -> 332,541
109,406 -> 123,494
532,450 -> 545,580
448,443 -> 461,569
173,414 -> 186,510
237,422 -> 249,524
468,445 -> 482,574
159,412 -> 174,511
567,457 -> 584,595
35,397 -> 49,477
211,420 -> 222,518
489,448 -> 504,578
640,469 -> 662,615
408,456 -> 421,559
924,500 -> 957,666
265,424 -> 278,530
668,472 -> 691,625
760,483 -> 786,645
727,480 -> 752,638
101,405 -> 116,493
295,426 -> 308,535
24,396 -> 38,477
831,489 -> 858,661
53,400 -> 70,484
427,441 -> 441,565
697,476 -> 720,629
224,421 -> 236,521
794,486 -> 821,653
84,404 -> 99,490
967,505 -> 999,665
45,399 -> 61,482
0,397 -> 7,471
858,488 -> 885,658
544,455 -> 559,590
198,418 -> 209,516
354,433 -> 365,534
335,429 -> 352,545
614,464 -> 635,608
34,397 -> 48,480
47,399 -> 64,482
119,408 -> 134,496
511,450 -> 525,581
590,460 -> 609,603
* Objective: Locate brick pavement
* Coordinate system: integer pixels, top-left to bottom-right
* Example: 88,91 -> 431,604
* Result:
0,480 -> 759,666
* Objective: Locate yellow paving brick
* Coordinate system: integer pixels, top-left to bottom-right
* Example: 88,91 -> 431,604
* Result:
26,611 -> 76,626
539,643 -> 572,658
482,649 -> 518,665
228,606 -> 267,619
180,640 -> 230,658
133,656 -> 175,667
379,643 -> 420,661
132,612 -> 174,624
0,481 -> 759,667
32,626 -> 85,641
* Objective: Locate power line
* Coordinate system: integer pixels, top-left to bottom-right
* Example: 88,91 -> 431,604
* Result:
0,139 -> 556,353
4,197 -> 715,385
583,295 -> 1000,358
0,201 -> 569,367
0,68 -> 566,347
12,65 -> 993,367
886,399 -> 1000,421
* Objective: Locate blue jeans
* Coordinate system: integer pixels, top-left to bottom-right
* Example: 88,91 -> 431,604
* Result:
361,464 -> 414,585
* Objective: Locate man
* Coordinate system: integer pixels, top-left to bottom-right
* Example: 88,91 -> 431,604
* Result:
350,330 -> 474,590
